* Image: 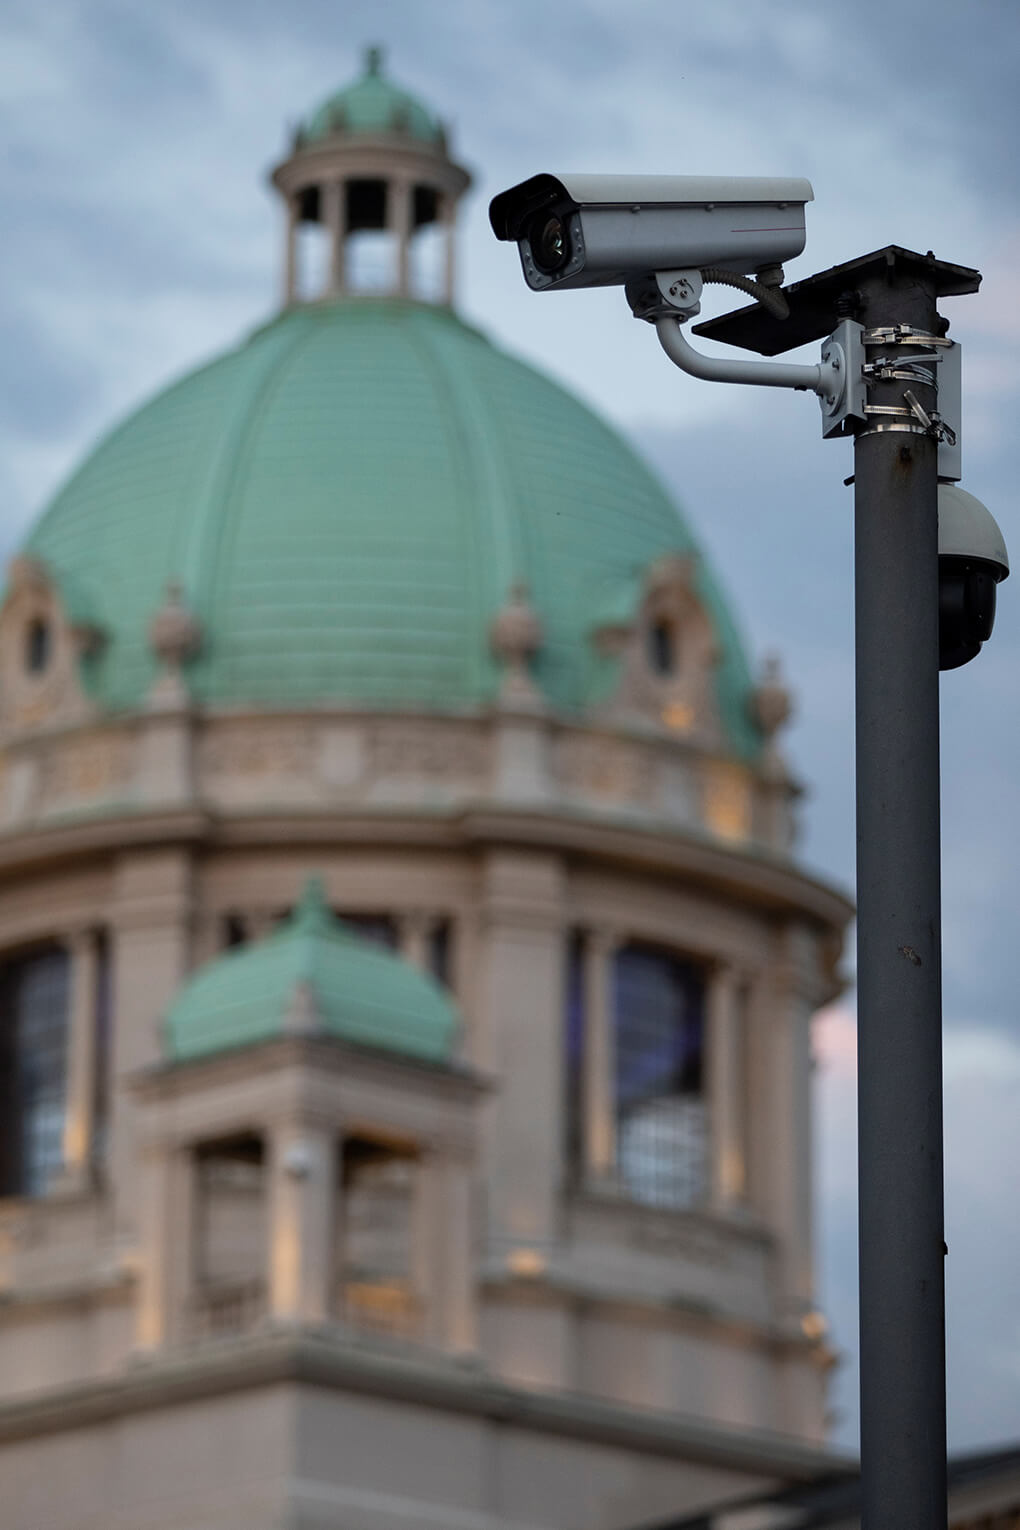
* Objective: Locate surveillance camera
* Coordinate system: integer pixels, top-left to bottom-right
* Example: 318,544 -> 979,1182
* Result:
488,173 -> 813,292
938,483 -> 1009,670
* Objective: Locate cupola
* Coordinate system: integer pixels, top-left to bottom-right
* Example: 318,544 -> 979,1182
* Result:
270,47 -> 472,305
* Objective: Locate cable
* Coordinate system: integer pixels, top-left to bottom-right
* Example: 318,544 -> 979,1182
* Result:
700,267 -> 790,320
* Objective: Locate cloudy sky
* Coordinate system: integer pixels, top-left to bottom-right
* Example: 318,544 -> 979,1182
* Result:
3,0 -> 1019,1456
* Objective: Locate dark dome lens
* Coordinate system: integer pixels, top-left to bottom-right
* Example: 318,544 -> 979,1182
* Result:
531,212 -> 571,273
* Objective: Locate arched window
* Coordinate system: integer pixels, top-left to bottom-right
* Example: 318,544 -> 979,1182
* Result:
24,616 -> 52,675
613,944 -> 707,1209
0,946 -> 70,1197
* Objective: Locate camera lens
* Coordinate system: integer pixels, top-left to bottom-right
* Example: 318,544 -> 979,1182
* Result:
529,211 -> 571,273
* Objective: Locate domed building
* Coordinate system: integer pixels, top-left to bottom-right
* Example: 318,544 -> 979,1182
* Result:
0,50 -> 853,1530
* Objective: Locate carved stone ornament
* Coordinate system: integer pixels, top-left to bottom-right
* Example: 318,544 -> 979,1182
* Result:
490,582 -> 544,708
750,654 -> 793,782
0,557 -> 100,737
147,581 -> 203,709
593,553 -> 722,744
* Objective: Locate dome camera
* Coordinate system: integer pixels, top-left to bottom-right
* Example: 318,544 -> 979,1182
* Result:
938,483 -> 1009,670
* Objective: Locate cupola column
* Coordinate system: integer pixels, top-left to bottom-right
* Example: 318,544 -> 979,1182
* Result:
323,179 -> 345,295
706,963 -> 747,1210
393,174 -> 414,298
442,193 -> 457,306
283,195 -> 298,306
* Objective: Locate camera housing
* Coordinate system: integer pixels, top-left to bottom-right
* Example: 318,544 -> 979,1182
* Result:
938,483 -> 1009,670
488,173 -> 814,292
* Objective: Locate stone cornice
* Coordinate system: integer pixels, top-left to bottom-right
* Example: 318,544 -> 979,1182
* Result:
132,1033 -> 488,1105
0,800 -> 852,933
0,1327 -> 856,1479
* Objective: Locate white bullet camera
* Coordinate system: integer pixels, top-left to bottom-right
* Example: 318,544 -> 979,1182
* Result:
938,484 -> 1009,669
488,173 -> 814,292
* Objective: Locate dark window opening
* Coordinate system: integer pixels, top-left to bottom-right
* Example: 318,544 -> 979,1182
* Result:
0,946 -> 71,1197
647,618 -> 677,676
336,912 -> 398,950
222,914 -> 247,949
428,919 -> 451,988
413,185 -> 439,229
297,185 -> 320,223
193,1134 -> 267,1334
25,617 -> 52,676
339,1135 -> 419,1337
613,943 -> 706,1209
346,178 -> 388,232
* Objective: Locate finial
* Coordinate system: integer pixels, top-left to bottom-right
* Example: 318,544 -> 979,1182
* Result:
365,44 -> 384,76
490,582 -> 544,708
147,580 -> 202,708
291,875 -> 334,934
751,653 -> 793,782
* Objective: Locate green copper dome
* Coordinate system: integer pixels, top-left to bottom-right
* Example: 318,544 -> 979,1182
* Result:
166,879 -> 458,1064
299,47 -> 444,148
25,297 -> 758,756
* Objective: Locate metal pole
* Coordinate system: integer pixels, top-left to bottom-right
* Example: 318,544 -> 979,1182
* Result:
854,271 -> 947,1530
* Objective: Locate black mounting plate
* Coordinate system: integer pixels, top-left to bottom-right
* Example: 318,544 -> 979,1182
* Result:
692,245 -> 981,357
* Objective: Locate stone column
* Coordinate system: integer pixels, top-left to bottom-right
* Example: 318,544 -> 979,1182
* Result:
762,927 -> 819,1318
582,929 -> 618,1181
478,850 -> 565,1254
393,175 -> 413,297
323,179 -> 345,295
412,1149 -> 476,1351
267,1121 -> 335,1324
283,195 -> 298,305
398,910 -> 432,971
136,1141 -> 194,1349
59,927 -> 99,1191
706,964 -> 746,1211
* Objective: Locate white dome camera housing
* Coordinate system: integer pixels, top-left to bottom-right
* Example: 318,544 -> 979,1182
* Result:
938,483 -> 1009,670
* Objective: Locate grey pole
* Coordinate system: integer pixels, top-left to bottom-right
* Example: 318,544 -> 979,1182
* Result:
854,268 -> 947,1530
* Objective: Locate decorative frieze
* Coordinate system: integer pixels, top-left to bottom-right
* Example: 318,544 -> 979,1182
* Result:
554,732 -> 656,806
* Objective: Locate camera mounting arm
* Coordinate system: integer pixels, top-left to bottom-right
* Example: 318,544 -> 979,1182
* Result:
635,270 -> 854,426
655,313 -> 842,397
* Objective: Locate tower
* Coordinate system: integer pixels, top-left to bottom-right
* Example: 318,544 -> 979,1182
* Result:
0,51 -> 852,1530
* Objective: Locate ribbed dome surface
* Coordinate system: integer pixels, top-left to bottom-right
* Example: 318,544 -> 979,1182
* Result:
26,298 -> 758,754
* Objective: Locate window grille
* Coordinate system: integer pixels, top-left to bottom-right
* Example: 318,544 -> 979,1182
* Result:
0,947 -> 71,1197
613,944 -> 707,1209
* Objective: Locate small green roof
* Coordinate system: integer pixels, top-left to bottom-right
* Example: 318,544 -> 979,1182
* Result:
165,879 -> 459,1064
299,47 -> 445,148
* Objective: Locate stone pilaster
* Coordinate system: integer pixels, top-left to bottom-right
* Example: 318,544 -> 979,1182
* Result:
267,1122 -> 335,1324
706,963 -> 747,1211
109,849 -> 194,1234
58,927 -> 99,1192
478,850 -> 565,1254
135,1142 -> 194,1349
